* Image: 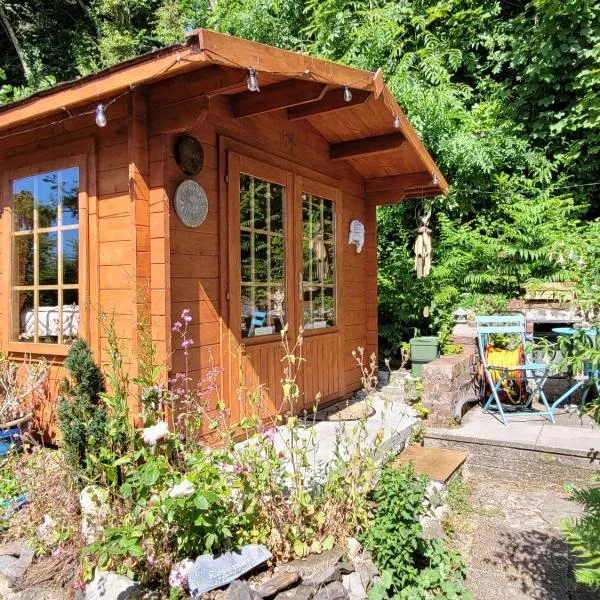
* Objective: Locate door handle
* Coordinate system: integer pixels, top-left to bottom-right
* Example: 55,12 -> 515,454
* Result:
298,273 -> 303,301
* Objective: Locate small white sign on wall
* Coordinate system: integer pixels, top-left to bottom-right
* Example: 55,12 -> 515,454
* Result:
348,219 -> 365,253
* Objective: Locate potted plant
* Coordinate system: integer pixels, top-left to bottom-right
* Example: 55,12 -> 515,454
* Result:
0,353 -> 49,455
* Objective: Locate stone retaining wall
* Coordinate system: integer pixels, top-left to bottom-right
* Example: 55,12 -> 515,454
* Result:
421,347 -> 481,426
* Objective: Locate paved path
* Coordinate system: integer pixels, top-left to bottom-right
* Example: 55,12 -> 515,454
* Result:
429,405 -> 600,458
452,477 -> 597,600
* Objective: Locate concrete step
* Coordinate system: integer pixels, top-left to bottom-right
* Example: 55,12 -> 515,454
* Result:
424,406 -> 600,487
425,434 -> 597,487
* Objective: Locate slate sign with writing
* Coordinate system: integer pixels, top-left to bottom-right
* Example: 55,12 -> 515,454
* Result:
188,544 -> 272,597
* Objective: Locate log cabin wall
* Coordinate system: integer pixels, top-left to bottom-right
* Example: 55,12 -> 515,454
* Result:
148,72 -> 378,418
0,95 -> 153,439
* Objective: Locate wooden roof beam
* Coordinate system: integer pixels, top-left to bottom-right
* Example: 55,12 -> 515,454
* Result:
366,171 -> 436,193
287,88 -> 371,120
231,80 -> 328,118
330,133 -> 405,162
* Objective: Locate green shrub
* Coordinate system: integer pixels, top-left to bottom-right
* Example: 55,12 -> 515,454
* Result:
563,476 -> 600,589
361,465 -> 471,599
57,339 -> 108,479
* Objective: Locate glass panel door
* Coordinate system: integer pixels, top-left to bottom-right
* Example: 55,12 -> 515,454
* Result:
239,173 -> 286,338
301,192 -> 336,330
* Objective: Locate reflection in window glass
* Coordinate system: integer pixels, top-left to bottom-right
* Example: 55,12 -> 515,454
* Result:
302,193 -> 336,329
11,167 -> 80,344
239,174 -> 285,338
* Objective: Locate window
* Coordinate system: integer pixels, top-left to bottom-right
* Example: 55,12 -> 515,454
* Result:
240,174 -> 285,338
11,167 -> 80,344
302,193 -> 336,329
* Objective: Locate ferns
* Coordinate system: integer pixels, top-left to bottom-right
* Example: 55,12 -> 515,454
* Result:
563,482 -> 600,589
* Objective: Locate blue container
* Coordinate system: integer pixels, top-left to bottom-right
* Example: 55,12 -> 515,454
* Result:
0,427 -> 20,457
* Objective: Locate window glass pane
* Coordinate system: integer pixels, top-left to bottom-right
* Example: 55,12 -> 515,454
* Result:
253,180 -> 267,231
38,290 -> 59,343
254,233 -> 268,281
239,173 -> 285,338
61,167 -> 79,226
271,236 -> 284,280
39,232 -> 58,285
63,229 -> 79,284
302,193 -> 336,329
62,289 -> 79,341
14,235 -> 34,286
37,172 -> 59,228
270,185 -> 283,231
240,175 -> 252,227
13,177 -> 34,231
241,231 -> 252,282
14,290 -> 33,341
11,166 -> 79,343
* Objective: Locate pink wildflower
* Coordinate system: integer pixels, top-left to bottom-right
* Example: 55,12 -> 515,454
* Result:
172,321 -> 182,332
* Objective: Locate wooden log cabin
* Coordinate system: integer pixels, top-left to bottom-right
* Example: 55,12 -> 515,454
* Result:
0,30 -> 447,438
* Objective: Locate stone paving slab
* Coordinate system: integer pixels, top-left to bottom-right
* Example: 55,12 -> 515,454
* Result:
427,406 -> 600,457
453,477 -> 598,600
391,445 -> 466,482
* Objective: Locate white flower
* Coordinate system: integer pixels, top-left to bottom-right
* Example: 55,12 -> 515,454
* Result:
169,478 -> 195,499
142,421 -> 169,445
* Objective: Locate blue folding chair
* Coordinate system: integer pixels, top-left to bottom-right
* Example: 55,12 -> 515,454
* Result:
476,315 -> 554,424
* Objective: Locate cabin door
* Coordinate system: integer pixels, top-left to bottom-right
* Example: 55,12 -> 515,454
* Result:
227,152 -> 343,420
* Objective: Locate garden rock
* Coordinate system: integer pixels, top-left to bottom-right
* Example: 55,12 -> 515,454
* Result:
342,572 -> 367,600
304,566 -> 341,588
274,585 -> 314,600
257,571 -> 299,598
312,581 -> 347,600
420,516 -> 444,540
345,538 -> 362,563
336,563 -> 354,575
80,485 -> 111,545
279,549 -> 344,579
85,570 -> 143,600
225,580 -> 261,600
0,541 -> 34,583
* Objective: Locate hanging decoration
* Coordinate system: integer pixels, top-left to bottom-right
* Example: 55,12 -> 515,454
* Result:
174,134 -> 204,176
414,204 -> 432,278
348,219 -> 365,253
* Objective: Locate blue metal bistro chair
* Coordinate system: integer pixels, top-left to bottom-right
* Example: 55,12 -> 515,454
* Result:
476,315 -> 553,424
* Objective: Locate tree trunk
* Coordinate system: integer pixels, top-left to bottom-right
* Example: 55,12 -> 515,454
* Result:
0,2 -> 30,80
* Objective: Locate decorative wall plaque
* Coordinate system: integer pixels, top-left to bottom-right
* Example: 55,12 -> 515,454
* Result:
174,179 -> 208,228
174,134 -> 204,176
348,219 -> 365,253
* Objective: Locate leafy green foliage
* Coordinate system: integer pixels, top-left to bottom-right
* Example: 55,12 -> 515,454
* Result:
57,339 -> 108,479
85,445 -> 259,584
361,465 -> 471,598
563,476 -> 600,589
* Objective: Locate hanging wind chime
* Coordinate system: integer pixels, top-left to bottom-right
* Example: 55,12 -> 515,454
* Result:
414,202 -> 432,279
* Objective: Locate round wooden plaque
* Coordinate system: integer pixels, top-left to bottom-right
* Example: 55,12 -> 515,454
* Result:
174,180 -> 208,228
174,134 -> 204,176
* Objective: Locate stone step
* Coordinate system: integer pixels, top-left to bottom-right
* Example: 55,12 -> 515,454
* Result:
424,435 -> 596,487
391,444 -> 467,483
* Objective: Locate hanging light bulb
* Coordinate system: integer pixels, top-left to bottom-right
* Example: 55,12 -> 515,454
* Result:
95,103 -> 107,128
343,84 -> 352,102
393,114 -> 401,128
247,68 -> 260,92
432,172 -> 438,186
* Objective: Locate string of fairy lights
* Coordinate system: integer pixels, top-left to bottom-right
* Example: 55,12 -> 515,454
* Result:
0,44 -> 405,142
1,43 -> 599,198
